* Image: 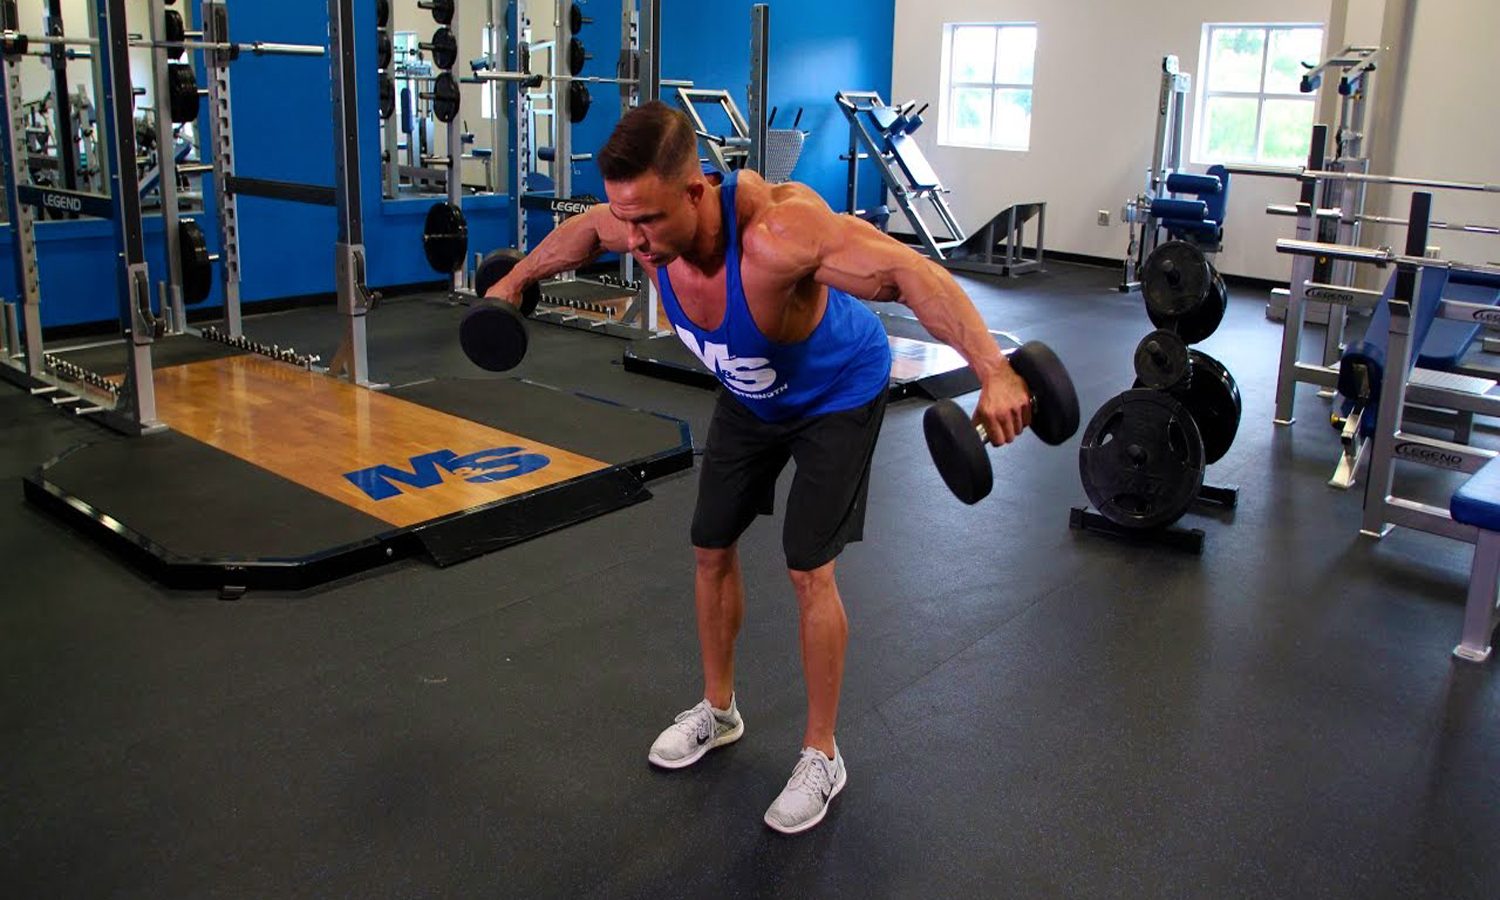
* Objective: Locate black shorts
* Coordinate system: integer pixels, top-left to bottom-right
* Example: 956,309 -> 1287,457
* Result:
691,388 -> 888,571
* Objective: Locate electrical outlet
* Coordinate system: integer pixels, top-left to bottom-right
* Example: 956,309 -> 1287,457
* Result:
1097,209 -> 1110,226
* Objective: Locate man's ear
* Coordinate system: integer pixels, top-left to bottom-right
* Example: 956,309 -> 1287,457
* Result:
685,177 -> 707,207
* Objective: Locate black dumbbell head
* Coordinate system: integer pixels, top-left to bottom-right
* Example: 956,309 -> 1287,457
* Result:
924,398 -> 993,505
1009,341 -> 1079,445
475,249 -> 541,315
460,303 -> 529,372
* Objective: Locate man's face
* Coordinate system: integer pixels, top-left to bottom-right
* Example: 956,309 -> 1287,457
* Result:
604,171 -> 703,266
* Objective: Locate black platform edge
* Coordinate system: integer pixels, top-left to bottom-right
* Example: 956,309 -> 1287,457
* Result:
622,343 -> 720,390
22,468 -> 418,593
623,342 -> 982,403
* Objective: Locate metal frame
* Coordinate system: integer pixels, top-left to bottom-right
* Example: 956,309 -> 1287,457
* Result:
1120,55 -> 1193,292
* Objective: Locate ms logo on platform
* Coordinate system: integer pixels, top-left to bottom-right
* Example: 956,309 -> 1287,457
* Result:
344,446 -> 552,501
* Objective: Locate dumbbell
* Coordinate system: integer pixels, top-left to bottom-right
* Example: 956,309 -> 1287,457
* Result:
459,250 -> 543,372
923,341 -> 1081,505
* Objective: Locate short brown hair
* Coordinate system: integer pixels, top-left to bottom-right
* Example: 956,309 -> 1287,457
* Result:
597,100 -> 698,182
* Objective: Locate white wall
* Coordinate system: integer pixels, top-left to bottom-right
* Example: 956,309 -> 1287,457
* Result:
892,0 -> 1500,281
1370,0 -> 1500,268
891,0 -> 1343,281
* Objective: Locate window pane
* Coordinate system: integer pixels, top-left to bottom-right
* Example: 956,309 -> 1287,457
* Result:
1258,98 -> 1315,164
991,88 -> 1032,149
1207,28 -> 1266,92
949,87 -> 992,144
1264,28 -> 1322,93
1203,96 -> 1258,161
994,26 -> 1036,85
951,26 -> 996,83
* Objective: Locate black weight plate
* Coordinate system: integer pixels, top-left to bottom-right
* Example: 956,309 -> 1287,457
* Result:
432,72 -> 461,123
423,202 -> 468,273
165,10 -> 185,59
568,81 -> 592,123
570,2 -> 588,34
1078,389 -> 1205,530
1166,272 -> 1228,345
428,0 -> 455,26
568,37 -> 587,76
379,75 -> 395,119
179,220 -> 213,304
378,28 -> 392,70
1171,350 -> 1241,465
168,63 -> 200,124
429,27 -> 458,70
924,399 -> 992,505
460,303 -> 529,372
1008,341 -> 1079,445
377,0 -> 391,29
1141,240 -> 1212,321
1133,328 -> 1191,391
475,249 -> 541,316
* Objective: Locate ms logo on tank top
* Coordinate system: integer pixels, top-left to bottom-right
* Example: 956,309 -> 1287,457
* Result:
675,325 -> 780,395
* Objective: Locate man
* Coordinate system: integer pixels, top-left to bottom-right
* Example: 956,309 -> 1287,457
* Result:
489,101 -> 1031,834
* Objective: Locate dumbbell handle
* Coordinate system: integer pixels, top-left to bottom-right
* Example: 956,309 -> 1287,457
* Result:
971,394 -> 1039,443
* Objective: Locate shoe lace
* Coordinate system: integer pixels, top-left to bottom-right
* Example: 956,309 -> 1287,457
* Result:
671,702 -> 714,739
787,750 -> 833,797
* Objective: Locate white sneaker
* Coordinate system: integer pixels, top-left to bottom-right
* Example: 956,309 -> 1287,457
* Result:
647,697 -> 744,769
763,745 -> 847,834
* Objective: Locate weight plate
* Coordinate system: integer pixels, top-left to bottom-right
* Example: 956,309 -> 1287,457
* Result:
1141,240 -> 1212,322
923,399 -> 992,505
432,72 -> 461,123
423,202 -> 469,274
168,63 -> 201,124
428,0 -> 455,26
429,27 -> 457,70
165,10 -> 185,59
1171,350 -> 1241,465
568,37 -> 587,76
377,0 -> 391,29
379,75 -> 395,120
378,28 -> 392,70
1163,271 -> 1229,345
568,81 -> 592,124
1078,388 -> 1205,530
1132,329 -> 1191,391
569,2 -> 588,34
179,220 -> 213,305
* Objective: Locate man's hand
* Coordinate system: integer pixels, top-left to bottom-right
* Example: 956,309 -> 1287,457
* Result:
488,272 -> 526,308
974,362 -> 1033,445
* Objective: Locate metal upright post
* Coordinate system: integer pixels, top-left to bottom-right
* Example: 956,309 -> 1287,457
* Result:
0,33 -> 45,377
44,0 -> 79,196
148,0 -> 186,333
1361,192 -> 1432,539
513,0 -> 531,250
202,0 -> 243,337
640,0 -> 660,103
446,11 -> 463,294
327,0 -> 373,387
98,0 -> 161,431
747,5 -> 768,176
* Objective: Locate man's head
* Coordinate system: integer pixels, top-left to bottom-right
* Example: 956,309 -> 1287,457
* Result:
598,101 -> 706,266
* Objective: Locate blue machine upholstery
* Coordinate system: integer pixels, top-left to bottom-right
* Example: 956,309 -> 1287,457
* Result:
1452,456 -> 1500,531
1165,172 -> 1222,195
1200,165 -> 1230,227
1149,198 -> 1208,221
1160,165 -> 1230,248
1335,267 -> 1500,437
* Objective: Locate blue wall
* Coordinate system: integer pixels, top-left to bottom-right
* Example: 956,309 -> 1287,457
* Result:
4,0 -> 893,329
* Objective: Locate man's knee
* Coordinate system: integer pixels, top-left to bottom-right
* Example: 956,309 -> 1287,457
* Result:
787,559 -> 837,599
694,543 -> 737,576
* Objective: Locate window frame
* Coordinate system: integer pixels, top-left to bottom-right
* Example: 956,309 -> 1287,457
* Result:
937,22 -> 1038,152
1192,22 -> 1326,166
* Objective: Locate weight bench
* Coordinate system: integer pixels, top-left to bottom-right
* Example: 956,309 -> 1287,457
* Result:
1450,456 -> 1500,662
1331,268 -> 1500,487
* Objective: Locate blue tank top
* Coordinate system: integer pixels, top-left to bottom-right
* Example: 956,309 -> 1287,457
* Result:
656,171 -> 891,422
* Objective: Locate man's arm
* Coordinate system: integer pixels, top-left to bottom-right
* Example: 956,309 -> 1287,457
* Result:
746,192 -> 1032,444
490,205 -> 633,303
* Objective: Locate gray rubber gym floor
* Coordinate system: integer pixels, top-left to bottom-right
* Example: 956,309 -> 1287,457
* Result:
3,262 -> 1498,898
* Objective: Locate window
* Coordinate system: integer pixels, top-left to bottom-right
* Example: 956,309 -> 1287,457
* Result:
938,23 -> 1037,151
1195,24 -> 1324,165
